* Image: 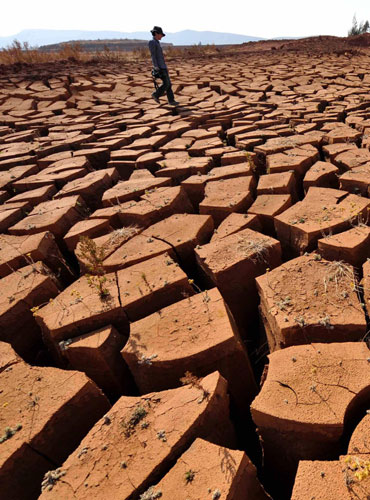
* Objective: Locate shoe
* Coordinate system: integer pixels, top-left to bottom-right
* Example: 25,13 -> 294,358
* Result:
152,93 -> 160,104
168,100 -> 179,106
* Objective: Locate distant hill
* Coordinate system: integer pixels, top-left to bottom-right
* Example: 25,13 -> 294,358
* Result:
39,39 -> 173,53
0,29 -> 264,49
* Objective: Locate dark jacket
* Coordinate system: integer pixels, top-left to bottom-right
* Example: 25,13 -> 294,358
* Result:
148,38 -> 167,69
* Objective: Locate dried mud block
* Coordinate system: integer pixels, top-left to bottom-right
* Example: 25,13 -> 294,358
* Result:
274,187 -> 370,255
251,343 -> 370,497
103,233 -> 174,273
145,438 -> 270,500
340,164 -> 370,197
181,164 -> 253,207
63,218 -> 113,252
5,184 -> 57,207
117,253 -> 194,322
155,156 -> 213,182
248,194 -> 292,235
75,226 -> 142,273
323,124 -> 362,144
254,132 -> 322,158
0,206 -> 25,232
8,195 -> 87,241
322,143 -> 357,162
257,171 -> 298,200
318,225 -> 370,268
129,134 -> 169,151
349,415 -> 370,461
142,213 -> 214,271
74,147 -> 110,169
364,260 -> 370,318
199,176 -> 255,227
291,455 -> 370,500
265,144 -> 319,177
195,228 -> 281,335
0,190 -> 10,203
117,186 -> 194,228
332,148 -> 370,171
188,136 -> 224,156
303,161 -> 339,192
0,340 -> 21,371
257,255 -> 366,351
38,372 -> 235,500
211,213 -> 262,242
64,325 -> 133,399
12,165 -> 88,192
102,177 -> 172,207
0,262 -> 60,361
35,271 -> 128,355
135,151 -> 163,170
0,232 -> 71,283
54,169 -> 113,209
122,288 -> 257,415
0,362 -> 110,500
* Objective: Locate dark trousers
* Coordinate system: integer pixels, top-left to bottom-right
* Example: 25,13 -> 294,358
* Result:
153,68 -> 174,103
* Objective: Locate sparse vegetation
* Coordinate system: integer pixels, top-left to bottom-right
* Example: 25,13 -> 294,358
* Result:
180,371 -> 209,403
139,487 -> 162,500
348,15 -> 370,36
0,424 -> 22,443
184,469 -> 195,483
41,468 -> 67,492
122,405 -> 148,437
78,236 -> 110,299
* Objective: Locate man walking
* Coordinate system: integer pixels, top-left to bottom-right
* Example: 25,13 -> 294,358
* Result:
149,26 -> 179,106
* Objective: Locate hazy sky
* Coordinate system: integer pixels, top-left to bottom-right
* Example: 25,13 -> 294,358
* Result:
1,0 -> 369,38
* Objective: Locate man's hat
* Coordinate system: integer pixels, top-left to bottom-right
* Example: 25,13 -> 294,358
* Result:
151,26 -> 166,36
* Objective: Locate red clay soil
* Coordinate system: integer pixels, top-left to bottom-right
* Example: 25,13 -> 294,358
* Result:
199,175 -> 255,226
156,156 -> 213,182
146,438 -> 271,500
0,344 -> 110,500
317,225 -> 370,268
63,218 -> 113,251
116,186 -> 194,228
211,212 -> 262,241
102,176 -> 172,207
339,163 -> 370,197
364,259 -> 370,319
75,225 -> 142,273
35,269 -> 128,356
274,187 -> 370,255
251,342 -> 370,497
142,213 -> 214,269
291,454 -> 370,499
1,37 -> 370,499
256,255 -> 366,351
8,195 -> 88,240
0,262 -> 60,361
303,160 -> 339,192
122,288 -> 256,416
332,147 -> 370,171
64,325 -> 134,399
5,184 -> 57,206
0,231 -> 70,282
54,169 -> 113,208
102,232 -> 174,272
37,372 -> 236,500
195,228 -> 281,335
248,193 -> 292,235
181,163 -> 253,207
116,253 -> 194,322
257,171 -> 298,200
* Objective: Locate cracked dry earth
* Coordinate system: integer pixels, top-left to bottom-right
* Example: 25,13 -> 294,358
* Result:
0,36 -> 370,500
